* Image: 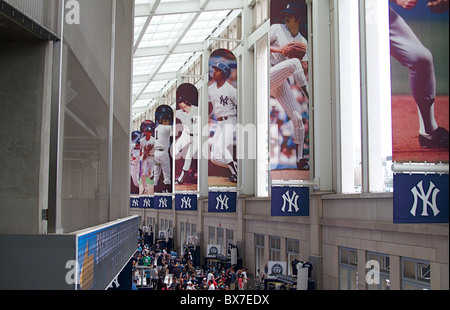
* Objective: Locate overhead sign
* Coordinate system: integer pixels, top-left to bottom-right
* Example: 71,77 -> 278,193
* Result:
393,174 -> 449,223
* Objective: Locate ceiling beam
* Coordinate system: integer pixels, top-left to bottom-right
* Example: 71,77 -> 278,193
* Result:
135,0 -> 243,17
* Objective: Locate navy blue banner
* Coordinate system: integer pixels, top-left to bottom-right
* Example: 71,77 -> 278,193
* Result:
208,191 -> 237,213
271,187 -> 309,217
175,194 -> 198,211
394,174 -> 449,224
140,196 -> 154,209
130,197 -> 139,209
154,195 -> 173,210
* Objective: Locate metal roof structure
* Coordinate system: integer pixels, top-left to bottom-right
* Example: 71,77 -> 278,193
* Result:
132,0 -> 243,118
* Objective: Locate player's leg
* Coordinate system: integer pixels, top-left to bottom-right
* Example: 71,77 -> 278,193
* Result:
223,121 -> 238,182
270,58 -> 308,96
141,159 -> 149,194
272,83 -> 308,170
389,7 -> 448,148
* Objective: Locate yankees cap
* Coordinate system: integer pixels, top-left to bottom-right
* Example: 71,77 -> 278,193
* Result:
282,3 -> 303,18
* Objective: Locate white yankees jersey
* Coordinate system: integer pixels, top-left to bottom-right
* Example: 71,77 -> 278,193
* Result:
154,124 -> 172,151
140,136 -> 155,158
270,23 -> 308,67
209,82 -> 238,118
131,145 -> 140,166
177,106 -> 199,136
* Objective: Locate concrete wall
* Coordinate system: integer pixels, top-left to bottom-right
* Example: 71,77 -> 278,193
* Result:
0,40 -> 48,234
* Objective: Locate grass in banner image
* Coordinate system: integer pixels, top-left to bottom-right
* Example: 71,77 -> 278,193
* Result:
390,1 -> 449,163
270,0 -> 310,181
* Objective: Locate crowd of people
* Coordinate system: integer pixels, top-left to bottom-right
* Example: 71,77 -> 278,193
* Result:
131,241 -> 254,291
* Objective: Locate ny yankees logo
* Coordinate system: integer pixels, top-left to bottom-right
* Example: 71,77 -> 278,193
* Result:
143,198 -> 152,208
281,190 -> 300,213
215,194 -> 229,210
181,196 -> 192,209
219,95 -> 230,106
410,181 -> 440,217
131,199 -> 139,208
159,197 -> 168,209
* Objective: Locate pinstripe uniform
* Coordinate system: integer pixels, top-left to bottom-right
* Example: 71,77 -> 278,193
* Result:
270,22 -> 309,164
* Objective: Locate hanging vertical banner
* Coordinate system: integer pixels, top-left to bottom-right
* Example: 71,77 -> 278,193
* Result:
271,186 -> 309,217
154,105 -> 174,194
270,0 -> 310,182
175,83 -> 199,192
130,131 -> 141,208
139,120 -> 156,208
393,174 -> 449,224
208,48 -> 239,188
390,2 -> 449,163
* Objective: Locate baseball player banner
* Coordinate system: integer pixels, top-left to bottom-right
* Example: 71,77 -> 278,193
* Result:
393,173 -> 449,224
154,195 -> 173,210
208,191 -> 237,213
208,49 -> 239,188
390,1 -> 449,163
271,186 -> 309,217
130,131 -> 141,208
175,83 -> 199,192
175,194 -> 198,211
270,0 -> 311,182
154,105 -> 174,194
140,120 -> 156,198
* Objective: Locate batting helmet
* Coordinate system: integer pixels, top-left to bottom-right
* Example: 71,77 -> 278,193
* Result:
212,62 -> 232,79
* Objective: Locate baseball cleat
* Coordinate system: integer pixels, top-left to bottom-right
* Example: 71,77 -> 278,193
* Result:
297,158 -> 309,170
229,174 -> 238,183
419,127 -> 449,149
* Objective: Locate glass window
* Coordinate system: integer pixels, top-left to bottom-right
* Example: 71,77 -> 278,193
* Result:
255,234 -> 265,275
269,236 -> 281,261
402,258 -> 431,290
208,226 -> 216,245
367,252 -> 391,290
339,247 -> 358,290
286,239 -> 300,276
337,0 -> 362,194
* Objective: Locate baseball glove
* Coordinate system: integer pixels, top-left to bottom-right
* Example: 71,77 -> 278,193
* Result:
427,0 -> 449,13
282,41 -> 307,60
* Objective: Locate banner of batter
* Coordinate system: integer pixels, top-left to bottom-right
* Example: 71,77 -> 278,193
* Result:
389,0 -> 449,163
269,0 -> 310,182
130,130 -> 141,198
139,120 -> 156,197
154,105 -> 174,194
208,49 -> 238,188
175,83 -> 199,192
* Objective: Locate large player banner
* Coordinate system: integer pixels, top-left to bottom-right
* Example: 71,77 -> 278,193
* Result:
139,120 -> 156,209
390,1 -> 449,163
154,105 -> 174,194
208,49 -> 238,188
175,83 -> 199,192
130,131 -> 141,208
270,0 -> 311,182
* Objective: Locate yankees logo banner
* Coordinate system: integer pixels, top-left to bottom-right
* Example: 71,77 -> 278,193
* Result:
139,196 -> 154,209
175,84 -> 199,193
175,194 -> 198,211
208,49 -> 238,188
393,174 -> 449,224
154,196 -> 173,210
208,191 -> 237,213
271,186 -> 309,217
